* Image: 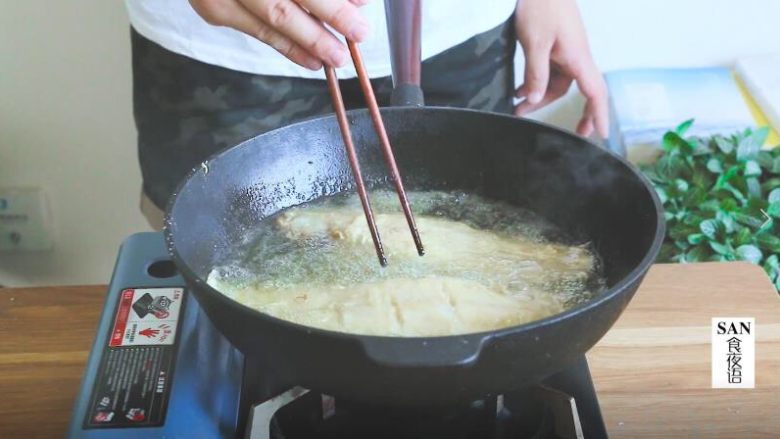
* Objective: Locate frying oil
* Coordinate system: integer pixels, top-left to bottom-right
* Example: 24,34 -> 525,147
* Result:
209,191 -> 605,325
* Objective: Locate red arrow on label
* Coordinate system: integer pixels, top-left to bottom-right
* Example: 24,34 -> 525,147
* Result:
109,290 -> 136,347
139,328 -> 160,338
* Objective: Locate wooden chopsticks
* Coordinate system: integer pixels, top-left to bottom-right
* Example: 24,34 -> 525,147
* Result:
325,66 -> 387,266
324,40 -> 424,267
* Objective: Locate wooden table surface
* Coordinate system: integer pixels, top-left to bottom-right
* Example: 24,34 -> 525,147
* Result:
0,262 -> 778,438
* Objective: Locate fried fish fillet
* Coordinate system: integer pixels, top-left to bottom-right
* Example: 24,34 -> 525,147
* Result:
276,208 -> 593,289
210,275 -> 561,336
209,204 -> 595,336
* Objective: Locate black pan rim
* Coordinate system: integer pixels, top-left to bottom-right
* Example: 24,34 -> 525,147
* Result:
163,106 -> 666,346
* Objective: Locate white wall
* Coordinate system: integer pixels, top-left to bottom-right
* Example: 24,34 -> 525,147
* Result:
1,0 -> 779,286
0,1 -> 149,286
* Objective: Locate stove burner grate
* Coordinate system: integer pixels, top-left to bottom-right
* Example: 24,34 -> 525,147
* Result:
247,357 -> 604,439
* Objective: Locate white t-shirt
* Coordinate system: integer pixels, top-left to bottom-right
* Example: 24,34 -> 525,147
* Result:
125,0 -> 517,79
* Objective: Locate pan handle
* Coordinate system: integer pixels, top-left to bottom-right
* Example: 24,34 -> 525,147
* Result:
384,0 -> 424,107
360,336 -> 485,367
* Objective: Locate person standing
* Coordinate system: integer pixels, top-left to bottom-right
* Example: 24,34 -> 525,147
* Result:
125,0 -> 607,228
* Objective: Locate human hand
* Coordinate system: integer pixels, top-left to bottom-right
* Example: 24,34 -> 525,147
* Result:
189,0 -> 370,70
514,0 -> 608,138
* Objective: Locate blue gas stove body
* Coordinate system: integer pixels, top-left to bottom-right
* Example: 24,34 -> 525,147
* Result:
67,232 -> 244,439
66,232 -> 609,439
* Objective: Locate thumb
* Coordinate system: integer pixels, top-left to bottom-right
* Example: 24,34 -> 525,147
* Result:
519,44 -> 551,105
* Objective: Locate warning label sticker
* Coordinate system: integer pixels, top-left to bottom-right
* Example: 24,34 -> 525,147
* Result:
84,287 -> 185,429
109,288 -> 183,347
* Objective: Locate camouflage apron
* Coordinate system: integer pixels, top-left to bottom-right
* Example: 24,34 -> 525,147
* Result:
132,19 -> 516,213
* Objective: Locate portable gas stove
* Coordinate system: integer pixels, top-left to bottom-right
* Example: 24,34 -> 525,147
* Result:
67,232 -> 609,439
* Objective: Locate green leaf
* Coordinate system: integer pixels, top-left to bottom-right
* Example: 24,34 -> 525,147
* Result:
765,254 -> 780,269
716,210 -> 737,233
691,138 -> 712,156
675,119 -> 694,136
671,223 -> 698,241
767,267 -> 780,286
757,217 -> 773,231
687,233 -> 705,245
769,188 -> 780,204
699,219 -> 719,239
697,199 -> 719,212
681,212 -> 704,226
663,131 -> 694,154
709,241 -> 733,257
683,188 -> 707,208
734,227 -> 753,246
757,151 -> 775,169
744,160 -> 762,177
774,157 -> 780,173
757,234 -> 780,253
685,245 -> 710,262
733,211 -> 764,228
714,136 -> 734,154
757,217 -> 774,235
657,155 -> 685,180
706,158 -> 723,174
720,198 -> 739,212
747,177 -> 762,199
751,126 -> 770,147
736,244 -> 763,264
655,187 -> 669,204
675,179 -> 689,192
762,178 -> 780,193
768,201 -> 780,218
715,166 -> 740,189
720,183 -> 747,204
737,132 -> 762,161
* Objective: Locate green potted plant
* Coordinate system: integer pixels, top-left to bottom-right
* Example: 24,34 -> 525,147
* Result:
640,120 -> 780,291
